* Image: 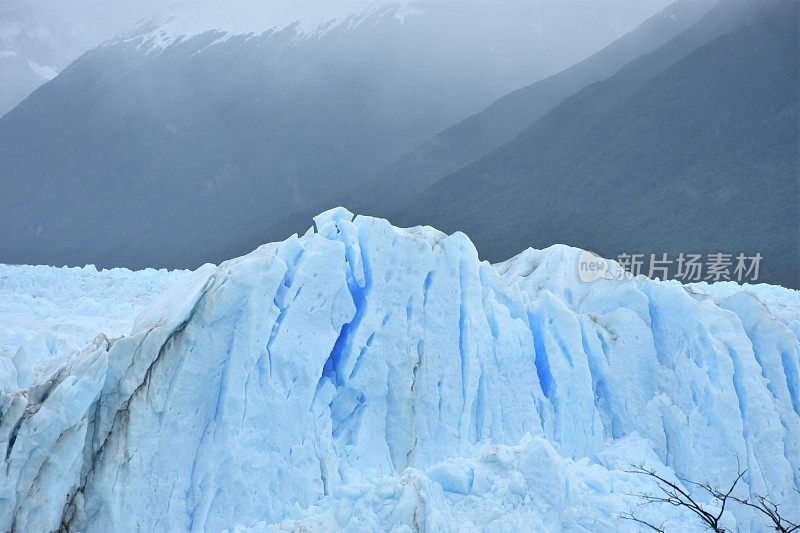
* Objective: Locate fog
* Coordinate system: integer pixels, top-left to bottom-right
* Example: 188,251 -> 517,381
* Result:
0,0 -> 176,39
2,0 -> 674,59
0,0 -> 675,270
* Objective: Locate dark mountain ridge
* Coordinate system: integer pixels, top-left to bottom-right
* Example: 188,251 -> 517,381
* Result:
0,1 -> 668,269
347,0 -> 717,215
395,0 -> 799,287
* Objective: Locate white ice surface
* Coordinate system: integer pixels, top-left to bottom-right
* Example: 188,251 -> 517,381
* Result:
0,264 -> 186,391
0,209 -> 798,532
690,280 -> 800,331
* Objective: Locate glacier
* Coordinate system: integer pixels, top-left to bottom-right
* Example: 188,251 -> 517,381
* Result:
0,264 -> 186,393
1,208 -> 798,531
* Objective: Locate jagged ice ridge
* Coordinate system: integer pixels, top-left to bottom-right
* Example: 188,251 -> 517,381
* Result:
1,208 -> 798,531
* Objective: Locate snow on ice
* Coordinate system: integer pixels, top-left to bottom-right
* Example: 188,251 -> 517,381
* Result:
0,208 -> 798,531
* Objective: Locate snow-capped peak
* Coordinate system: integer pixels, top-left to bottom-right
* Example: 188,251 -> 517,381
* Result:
117,0 -> 423,49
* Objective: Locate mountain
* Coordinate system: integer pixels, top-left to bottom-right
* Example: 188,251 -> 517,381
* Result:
0,2 -> 92,117
0,0 -> 669,270
2,209 -> 798,530
396,0 -> 800,288
349,0 -> 717,213
0,0 -> 174,117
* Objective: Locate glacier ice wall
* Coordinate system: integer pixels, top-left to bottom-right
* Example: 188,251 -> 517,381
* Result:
1,208 -> 798,531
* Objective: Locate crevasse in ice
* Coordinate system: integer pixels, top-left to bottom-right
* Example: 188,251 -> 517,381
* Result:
1,208 -> 798,531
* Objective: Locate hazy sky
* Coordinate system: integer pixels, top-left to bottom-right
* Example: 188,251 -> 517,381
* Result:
3,0 -> 676,43
7,0 -> 174,32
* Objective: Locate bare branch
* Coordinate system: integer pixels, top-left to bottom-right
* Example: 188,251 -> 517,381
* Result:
624,463 -> 746,533
731,492 -> 800,533
619,512 -> 666,532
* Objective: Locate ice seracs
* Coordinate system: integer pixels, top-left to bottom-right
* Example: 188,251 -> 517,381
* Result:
1,208 -> 798,531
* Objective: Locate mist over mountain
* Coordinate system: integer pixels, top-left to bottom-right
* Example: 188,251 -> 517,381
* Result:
0,0 -> 174,117
393,0 -> 800,287
0,0 -> 669,270
348,0 -> 717,213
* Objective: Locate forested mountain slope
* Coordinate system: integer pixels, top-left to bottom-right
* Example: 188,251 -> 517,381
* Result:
397,0 -> 799,287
